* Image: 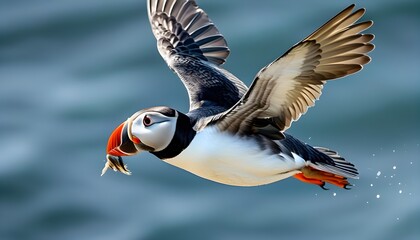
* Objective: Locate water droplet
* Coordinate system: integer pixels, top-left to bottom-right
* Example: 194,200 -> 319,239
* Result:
399,190 -> 402,194
393,166 -> 397,170
372,153 -> 375,157
370,184 -> 373,187
333,193 -> 337,197
376,171 -> 381,177
366,201 -> 369,204
376,194 -> 380,199
410,162 -> 413,165
392,150 -> 396,153
397,217 -> 400,221
398,182 -> 402,185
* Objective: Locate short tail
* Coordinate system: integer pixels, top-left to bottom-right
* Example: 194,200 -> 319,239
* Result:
294,147 -> 358,189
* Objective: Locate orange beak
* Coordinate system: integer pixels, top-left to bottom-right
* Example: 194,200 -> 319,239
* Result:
102,121 -> 139,176
106,121 -> 139,156
107,122 -> 126,156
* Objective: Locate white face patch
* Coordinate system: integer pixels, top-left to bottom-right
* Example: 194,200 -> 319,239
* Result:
129,111 -> 177,152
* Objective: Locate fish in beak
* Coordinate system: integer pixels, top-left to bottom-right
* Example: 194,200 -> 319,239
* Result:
102,120 -> 139,176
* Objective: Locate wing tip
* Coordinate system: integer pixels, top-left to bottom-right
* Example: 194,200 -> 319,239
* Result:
148,0 -> 230,66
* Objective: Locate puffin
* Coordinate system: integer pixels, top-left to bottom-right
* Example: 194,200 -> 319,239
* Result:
101,0 -> 374,189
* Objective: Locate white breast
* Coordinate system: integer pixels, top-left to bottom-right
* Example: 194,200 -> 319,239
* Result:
164,127 -> 306,186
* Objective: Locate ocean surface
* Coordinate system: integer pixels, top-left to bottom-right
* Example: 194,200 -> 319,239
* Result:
1,0 -> 419,239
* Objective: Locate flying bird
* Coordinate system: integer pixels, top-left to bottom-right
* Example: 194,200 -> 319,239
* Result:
102,0 -> 374,189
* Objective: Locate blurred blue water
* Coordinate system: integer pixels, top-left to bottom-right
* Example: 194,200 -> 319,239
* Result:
1,0 -> 419,240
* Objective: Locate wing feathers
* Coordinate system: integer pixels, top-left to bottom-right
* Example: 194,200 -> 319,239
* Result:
148,0 -> 230,65
318,21 -> 373,47
305,5 -> 369,42
148,0 -> 249,114
213,4 -> 374,136
189,24 -> 214,39
321,54 -> 370,65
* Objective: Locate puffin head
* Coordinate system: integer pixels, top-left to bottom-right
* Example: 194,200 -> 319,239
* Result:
102,106 -> 184,176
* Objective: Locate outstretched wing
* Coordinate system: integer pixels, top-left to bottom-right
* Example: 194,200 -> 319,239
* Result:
147,0 -> 247,113
212,4 -> 374,136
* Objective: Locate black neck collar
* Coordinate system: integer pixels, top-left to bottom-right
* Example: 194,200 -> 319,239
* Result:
152,111 -> 196,159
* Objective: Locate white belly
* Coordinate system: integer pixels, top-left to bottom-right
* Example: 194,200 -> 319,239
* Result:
164,127 -> 306,186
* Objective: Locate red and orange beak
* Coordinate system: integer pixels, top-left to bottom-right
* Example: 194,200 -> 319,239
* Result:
106,121 -> 138,156
102,121 -> 140,176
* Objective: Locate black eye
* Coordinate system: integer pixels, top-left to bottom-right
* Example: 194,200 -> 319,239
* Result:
143,115 -> 152,126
